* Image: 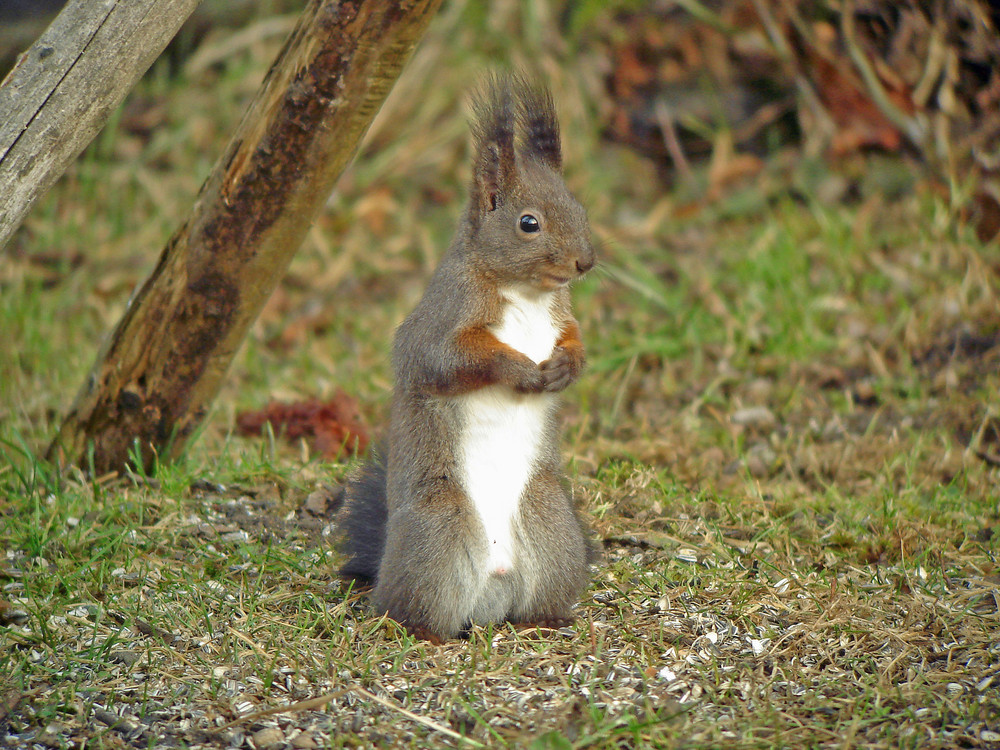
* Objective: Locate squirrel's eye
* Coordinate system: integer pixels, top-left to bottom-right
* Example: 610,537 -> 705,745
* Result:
518,214 -> 540,233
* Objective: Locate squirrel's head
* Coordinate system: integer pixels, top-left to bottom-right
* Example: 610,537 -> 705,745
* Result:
465,73 -> 595,291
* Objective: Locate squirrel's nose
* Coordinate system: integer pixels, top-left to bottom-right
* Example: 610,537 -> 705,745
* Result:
576,253 -> 594,275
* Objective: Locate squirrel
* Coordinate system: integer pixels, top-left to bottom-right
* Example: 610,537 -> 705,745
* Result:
337,73 -> 596,642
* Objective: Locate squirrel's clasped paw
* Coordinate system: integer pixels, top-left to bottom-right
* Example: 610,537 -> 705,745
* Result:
540,346 -> 584,392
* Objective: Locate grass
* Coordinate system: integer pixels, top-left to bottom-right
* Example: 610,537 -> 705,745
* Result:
2,0 -> 999,747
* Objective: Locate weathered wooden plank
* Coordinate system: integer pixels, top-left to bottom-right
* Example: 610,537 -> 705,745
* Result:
0,0 -> 114,157
0,0 -> 201,250
49,0 -> 444,474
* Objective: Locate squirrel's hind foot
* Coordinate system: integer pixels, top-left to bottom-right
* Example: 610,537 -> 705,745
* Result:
404,624 -> 471,645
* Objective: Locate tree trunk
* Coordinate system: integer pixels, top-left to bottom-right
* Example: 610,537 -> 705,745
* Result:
48,0 -> 444,474
0,0 -> 202,250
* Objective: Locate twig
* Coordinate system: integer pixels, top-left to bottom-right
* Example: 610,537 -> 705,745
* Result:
912,20 -> 947,109
840,0 -> 926,148
215,690 -> 351,731
750,0 -> 792,61
767,0 -> 837,155
673,0 -> 738,36
974,450 -> 1000,468
354,686 -> 486,747
732,97 -> 795,144
227,626 -> 271,660
966,409 -> 998,465
184,15 -> 299,76
215,684 -> 485,746
0,688 -> 21,723
654,99 -> 694,183
108,611 -> 177,645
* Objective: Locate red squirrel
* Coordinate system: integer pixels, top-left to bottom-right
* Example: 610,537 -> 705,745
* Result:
337,73 -> 596,642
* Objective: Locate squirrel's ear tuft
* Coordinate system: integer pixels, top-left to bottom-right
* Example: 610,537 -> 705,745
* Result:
513,74 -> 561,172
470,73 -> 516,217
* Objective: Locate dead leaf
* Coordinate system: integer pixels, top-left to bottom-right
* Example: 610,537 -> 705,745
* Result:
236,392 -> 370,459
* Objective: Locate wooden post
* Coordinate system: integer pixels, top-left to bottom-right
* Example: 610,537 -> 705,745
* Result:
48,0 -> 444,474
0,0 -> 202,249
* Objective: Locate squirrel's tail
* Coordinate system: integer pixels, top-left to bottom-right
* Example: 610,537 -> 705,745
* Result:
336,448 -> 388,586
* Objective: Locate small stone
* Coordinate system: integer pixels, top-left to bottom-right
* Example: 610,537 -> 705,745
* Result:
973,527 -> 994,543
109,650 -> 140,667
0,601 -> 28,625
36,722 -> 66,745
745,378 -> 774,403
730,406 -> 776,428
853,380 -> 878,405
657,666 -> 676,682
745,454 -> 768,478
291,733 -> 318,749
722,459 -> 742,476
745,444 -> 776,478
816,173 -> 849,204
252,726 -> 284,749
303,489 -> 332,516
821,419 -> 845,440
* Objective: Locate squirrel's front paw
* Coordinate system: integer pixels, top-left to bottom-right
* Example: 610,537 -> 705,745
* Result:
539,346 -> 584,392
510,363 -> 547,394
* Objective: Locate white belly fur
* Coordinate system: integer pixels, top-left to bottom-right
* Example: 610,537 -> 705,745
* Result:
458,286 -> 558,575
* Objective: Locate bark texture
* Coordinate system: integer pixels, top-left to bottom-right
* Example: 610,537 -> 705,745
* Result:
49,0 -> 443,473
0,0 -> 201,249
